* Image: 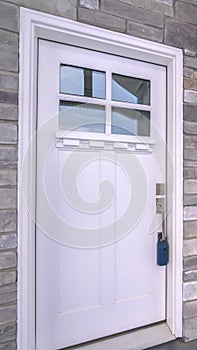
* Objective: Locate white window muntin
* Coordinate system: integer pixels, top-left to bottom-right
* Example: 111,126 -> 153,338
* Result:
57,45 -> 154,142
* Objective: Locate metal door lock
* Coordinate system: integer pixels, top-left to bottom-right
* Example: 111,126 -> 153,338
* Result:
156,183 -> 169,266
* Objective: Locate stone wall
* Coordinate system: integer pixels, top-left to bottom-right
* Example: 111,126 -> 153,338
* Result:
0,1 -> 18,349
0,0 -> 197,348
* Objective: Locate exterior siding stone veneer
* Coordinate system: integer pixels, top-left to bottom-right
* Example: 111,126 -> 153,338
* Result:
0,0 -> 196,348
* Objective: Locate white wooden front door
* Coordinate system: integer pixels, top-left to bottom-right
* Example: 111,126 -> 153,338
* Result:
36,39 -> 167,350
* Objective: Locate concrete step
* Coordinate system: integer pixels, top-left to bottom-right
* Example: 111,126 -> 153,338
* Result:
148,339 -> 197,350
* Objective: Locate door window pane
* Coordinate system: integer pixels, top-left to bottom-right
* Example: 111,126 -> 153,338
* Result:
111,107 -> 150,136
59,101 -> 105,133
60,65 -> 106,99
112,74 -> 150,105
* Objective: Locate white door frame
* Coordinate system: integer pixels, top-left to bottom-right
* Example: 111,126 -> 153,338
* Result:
18,8 -> 183,350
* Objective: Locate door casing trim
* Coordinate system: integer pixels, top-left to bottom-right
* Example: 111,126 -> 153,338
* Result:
18,8 -> 183,350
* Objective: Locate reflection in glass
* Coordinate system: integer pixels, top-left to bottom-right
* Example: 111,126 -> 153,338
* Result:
111,107 -> 150,136
59,101 -> 105,133
112,74 -> 150,105
60,65 -> 106,99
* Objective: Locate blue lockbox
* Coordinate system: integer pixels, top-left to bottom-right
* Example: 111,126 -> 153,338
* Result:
157,233 -> 169,266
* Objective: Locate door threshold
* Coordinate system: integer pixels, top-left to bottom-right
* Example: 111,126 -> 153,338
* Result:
63,322 -> 176,350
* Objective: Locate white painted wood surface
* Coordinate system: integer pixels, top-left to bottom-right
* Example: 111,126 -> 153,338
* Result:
36,40 -> 167,349
18,8 -> 183,350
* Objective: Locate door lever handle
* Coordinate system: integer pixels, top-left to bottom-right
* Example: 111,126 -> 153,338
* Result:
156,183 -> 169,265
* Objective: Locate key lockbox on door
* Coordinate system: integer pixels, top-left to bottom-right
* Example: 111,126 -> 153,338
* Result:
157,233 -> 169,266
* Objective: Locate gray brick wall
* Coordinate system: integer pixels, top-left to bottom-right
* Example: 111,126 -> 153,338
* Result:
0,0 -> 197,347
0,1 -> 18,349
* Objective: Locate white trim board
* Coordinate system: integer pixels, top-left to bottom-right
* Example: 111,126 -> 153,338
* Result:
18,8 -> 183,350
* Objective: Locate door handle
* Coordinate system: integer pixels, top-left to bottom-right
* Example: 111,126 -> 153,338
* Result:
156,184 -> 169,266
